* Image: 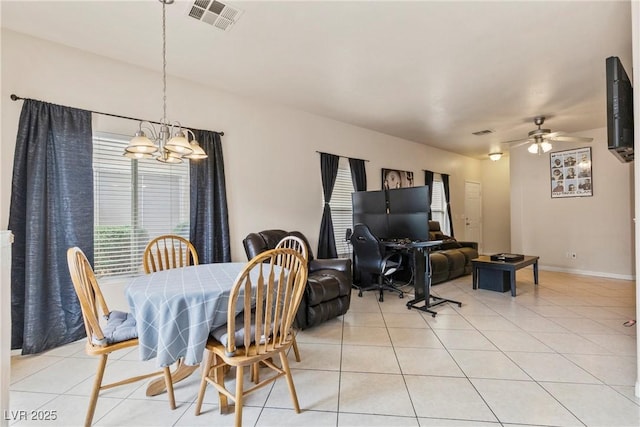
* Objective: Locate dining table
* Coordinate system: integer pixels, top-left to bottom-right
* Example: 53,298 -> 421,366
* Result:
125,261 -> 248,395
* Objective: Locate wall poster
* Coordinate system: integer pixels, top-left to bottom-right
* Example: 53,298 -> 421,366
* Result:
550,147 -> 592,198
381,168 -> 414,190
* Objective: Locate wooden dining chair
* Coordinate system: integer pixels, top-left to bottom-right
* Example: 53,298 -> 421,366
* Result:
275,236 -> 308,363
143,234 -> 199,273
142,234 -> 200,395
194,248 -> 309,427
248,236 -> 307,383
66,247 -> 176,427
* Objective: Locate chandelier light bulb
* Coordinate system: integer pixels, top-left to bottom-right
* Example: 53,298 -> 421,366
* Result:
157,149 -> 183,164
123,151 -> 154,159
185,142 -> 208,160
125,130 -> 158,154
165,130 -> 194,155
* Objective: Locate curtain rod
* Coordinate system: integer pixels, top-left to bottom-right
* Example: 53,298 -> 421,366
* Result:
315,151 -> 369,162
10,94 -> 224,136
422,170 -> 448,175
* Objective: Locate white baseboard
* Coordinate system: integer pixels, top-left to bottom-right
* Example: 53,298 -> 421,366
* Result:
539,264 -> 634,281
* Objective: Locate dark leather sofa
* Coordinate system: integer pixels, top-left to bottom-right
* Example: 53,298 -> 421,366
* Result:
242,230 -> 352,330
427,221 -> 478,285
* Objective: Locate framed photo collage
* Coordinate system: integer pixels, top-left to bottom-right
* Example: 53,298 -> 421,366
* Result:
550,147 -> 592,198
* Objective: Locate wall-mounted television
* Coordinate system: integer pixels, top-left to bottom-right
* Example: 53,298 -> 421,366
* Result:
606,56 -> 634,163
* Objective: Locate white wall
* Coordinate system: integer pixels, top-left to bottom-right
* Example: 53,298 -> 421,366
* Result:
481,157 -> 511,254
1,29 -> 491,262
631,0 -> 640,399
510,127 -> 634,279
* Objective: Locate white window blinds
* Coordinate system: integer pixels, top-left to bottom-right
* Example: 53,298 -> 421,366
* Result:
430,178 -> 451,236
326,158 -> 355,258
93,133 -> 190,277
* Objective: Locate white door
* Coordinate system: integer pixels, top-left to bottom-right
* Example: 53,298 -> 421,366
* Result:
465,181 -> 482,252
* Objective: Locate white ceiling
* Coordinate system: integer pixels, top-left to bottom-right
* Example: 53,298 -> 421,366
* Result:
1,0 -> 633,159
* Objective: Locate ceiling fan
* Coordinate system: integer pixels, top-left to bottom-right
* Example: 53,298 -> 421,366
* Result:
504,116 -> 594,154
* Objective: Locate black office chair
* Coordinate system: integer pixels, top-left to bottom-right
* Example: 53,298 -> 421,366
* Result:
350,223 -> 404,302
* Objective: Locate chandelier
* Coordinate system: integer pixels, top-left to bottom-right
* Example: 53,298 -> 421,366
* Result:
124,0 -> 207,163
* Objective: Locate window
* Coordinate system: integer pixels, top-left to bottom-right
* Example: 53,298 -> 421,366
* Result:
430,177 -> 451,236
325,157 -> 355,258
93,133 -> 190,277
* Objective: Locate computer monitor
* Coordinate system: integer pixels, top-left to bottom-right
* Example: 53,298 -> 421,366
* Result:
352,186 -> 430,241
352,213 -> 390,239
352,189 -> 387,214
386,186 -> 430,240
387,213 -> 429,240
387,186 -> 430,213
352,190 -> 389,238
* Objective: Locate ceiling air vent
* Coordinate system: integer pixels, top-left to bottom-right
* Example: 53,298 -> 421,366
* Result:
187,0 -> 243,32
472,129 -> 493,136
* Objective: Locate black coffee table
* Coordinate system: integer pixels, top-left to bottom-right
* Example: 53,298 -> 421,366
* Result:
471,255 -> 539,297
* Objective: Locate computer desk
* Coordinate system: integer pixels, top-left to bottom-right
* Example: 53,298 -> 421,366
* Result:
381,239 -> 462,317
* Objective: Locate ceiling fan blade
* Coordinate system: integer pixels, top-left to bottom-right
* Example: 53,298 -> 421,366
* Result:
509,140 -> 533,149
501,137 -> 531,145
544,131 -> 564,139
501,116 -> 594,149
548,136 -> 594,143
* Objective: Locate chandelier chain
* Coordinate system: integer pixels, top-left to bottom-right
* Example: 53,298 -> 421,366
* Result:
162,0 -> 167,124
123,0 -> 207,162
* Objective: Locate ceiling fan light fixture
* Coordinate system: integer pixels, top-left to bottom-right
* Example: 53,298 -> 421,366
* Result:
541,142 -> 553,153
528,143 -> 539,154
488,152 -> 503,161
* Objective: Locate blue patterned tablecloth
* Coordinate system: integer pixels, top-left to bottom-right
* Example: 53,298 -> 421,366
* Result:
125,262 -> 246,367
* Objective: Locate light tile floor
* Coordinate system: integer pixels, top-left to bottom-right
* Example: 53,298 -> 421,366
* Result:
9,270 -> 640,426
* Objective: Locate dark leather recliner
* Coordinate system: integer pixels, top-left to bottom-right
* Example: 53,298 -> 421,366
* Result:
242,230 -> 352,330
